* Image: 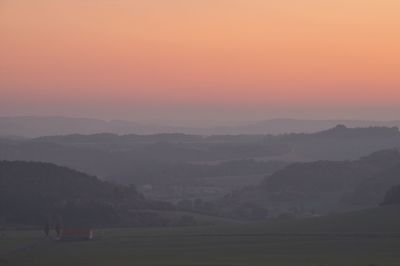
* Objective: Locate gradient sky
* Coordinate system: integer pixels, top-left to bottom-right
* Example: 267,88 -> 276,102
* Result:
1,0 -> 400,125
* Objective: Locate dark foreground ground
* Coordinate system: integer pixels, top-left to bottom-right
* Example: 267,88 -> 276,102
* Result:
1,226 -> 400,266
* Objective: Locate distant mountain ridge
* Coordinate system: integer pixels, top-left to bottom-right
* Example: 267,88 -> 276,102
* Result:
212,118 -> 400,135
1,124 -> 400,178
1,116 -> 400,137
0,116 -> 186,137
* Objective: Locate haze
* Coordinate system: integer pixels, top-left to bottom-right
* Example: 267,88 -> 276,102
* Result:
1,0 -> 400,124
3,2 -> 400,265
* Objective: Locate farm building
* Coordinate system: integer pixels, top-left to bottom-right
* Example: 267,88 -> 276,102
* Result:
57,228 -> 94,241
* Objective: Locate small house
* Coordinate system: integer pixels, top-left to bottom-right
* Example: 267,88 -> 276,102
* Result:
57,228 -> 94,241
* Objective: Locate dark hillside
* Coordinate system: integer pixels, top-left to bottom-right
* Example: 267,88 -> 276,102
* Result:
222,150 -> 400,216
382,183 -> 400,205
0,161 -> 170,227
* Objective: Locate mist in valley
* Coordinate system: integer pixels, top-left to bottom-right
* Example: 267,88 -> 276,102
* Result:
2,0 -> 400,264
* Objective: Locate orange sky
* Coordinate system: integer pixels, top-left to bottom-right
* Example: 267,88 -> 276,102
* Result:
1,0 -> 400,122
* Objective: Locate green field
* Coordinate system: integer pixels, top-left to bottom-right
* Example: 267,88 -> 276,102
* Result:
1,228 -> 400,266
2,206 -> 400,266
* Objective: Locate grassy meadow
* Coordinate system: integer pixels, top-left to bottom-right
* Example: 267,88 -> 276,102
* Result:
1,221 -> 400,266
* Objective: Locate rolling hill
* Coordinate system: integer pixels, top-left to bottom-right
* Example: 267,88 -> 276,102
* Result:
222,150 -> 400,216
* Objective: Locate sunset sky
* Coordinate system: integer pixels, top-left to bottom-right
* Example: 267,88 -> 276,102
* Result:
1,0 -> 400,125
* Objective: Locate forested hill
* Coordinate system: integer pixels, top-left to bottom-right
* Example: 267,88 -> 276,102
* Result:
0,161 -> 169,226
381,168 -> 400,206
0,161 -> 140,201
222,149 -> 400,216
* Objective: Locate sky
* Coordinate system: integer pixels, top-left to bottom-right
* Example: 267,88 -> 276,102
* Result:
1,0 -> 400,125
